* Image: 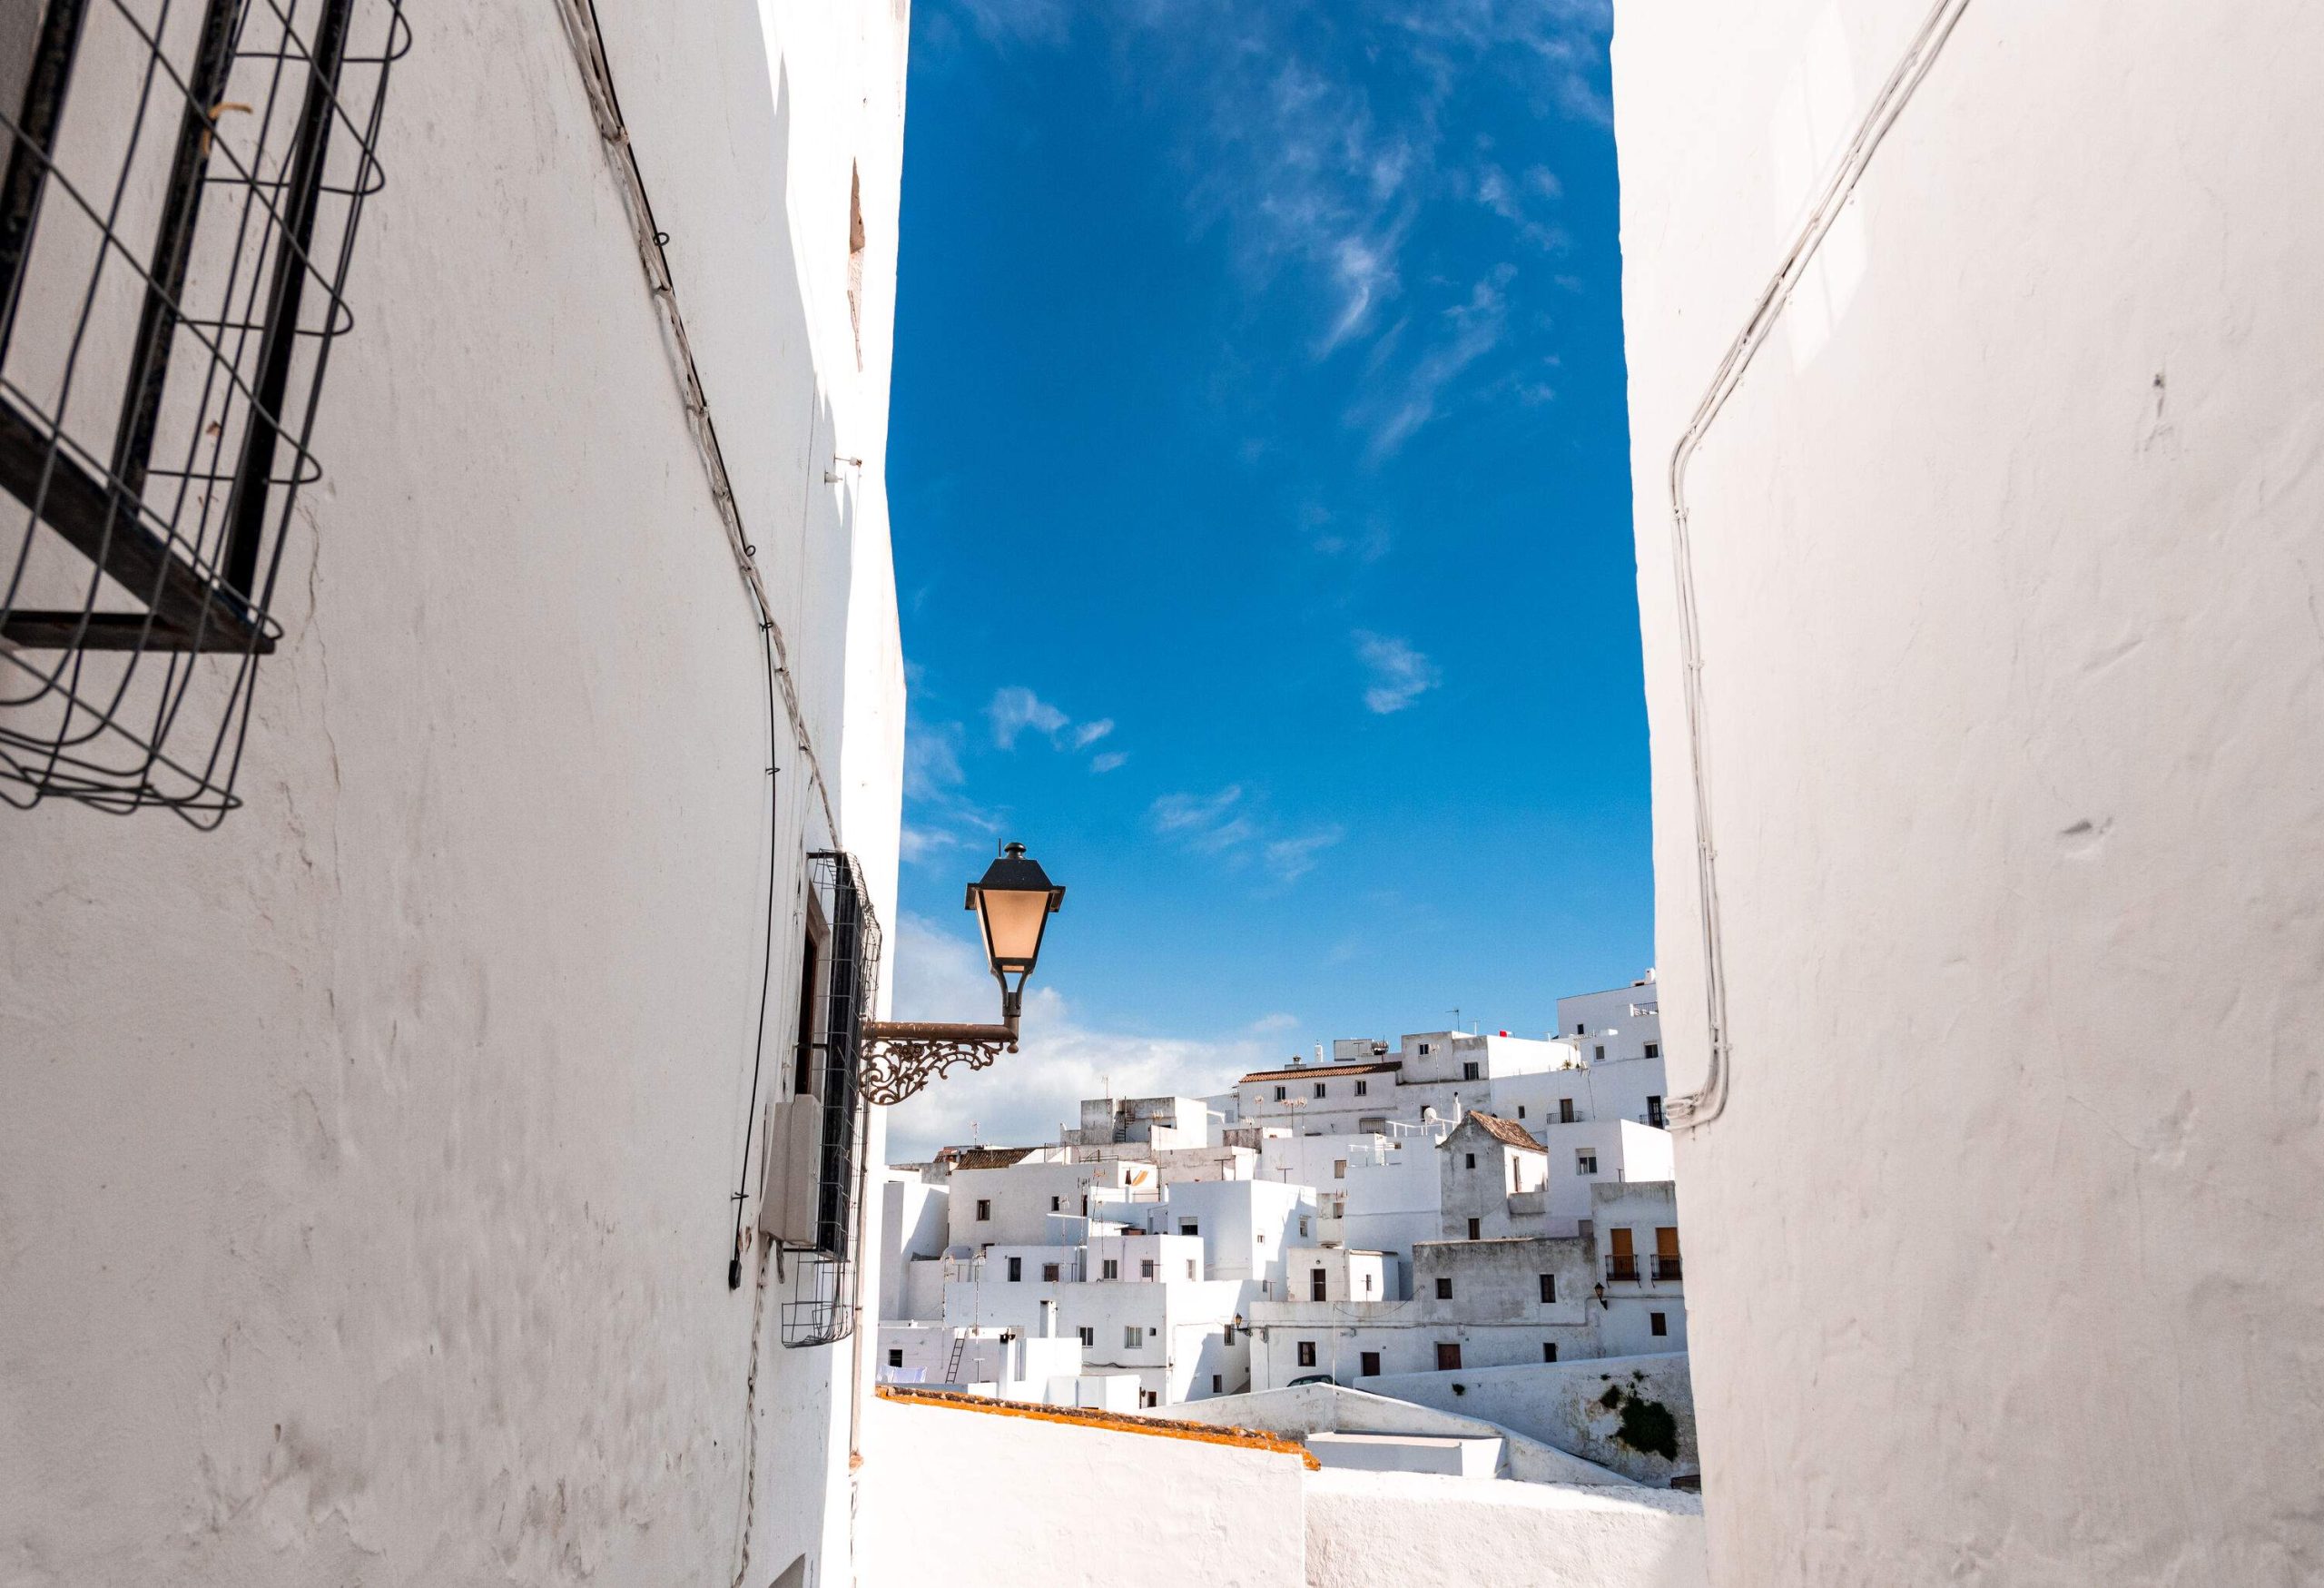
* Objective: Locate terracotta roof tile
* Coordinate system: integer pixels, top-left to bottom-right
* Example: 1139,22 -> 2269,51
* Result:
941,1146 -> 1037,1171
1457,1110 -> 1546,1153
1238,1060 -> 1403,1084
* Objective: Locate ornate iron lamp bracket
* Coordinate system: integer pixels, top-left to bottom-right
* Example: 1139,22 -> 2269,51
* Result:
857,1020 -> 1019,1106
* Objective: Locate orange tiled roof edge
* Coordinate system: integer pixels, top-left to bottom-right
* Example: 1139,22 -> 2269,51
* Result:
875,1385 -> 1323,1470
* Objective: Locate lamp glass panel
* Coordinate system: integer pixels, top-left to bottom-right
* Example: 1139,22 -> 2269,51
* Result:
977,887 -> 1051,969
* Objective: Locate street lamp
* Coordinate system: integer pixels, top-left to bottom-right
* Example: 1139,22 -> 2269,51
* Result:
858,841 -> 1065,1104
964,841 -> 1066,1021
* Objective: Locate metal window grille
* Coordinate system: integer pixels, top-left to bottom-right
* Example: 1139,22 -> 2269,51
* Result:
783,849 -> 881,1348
0,0 -> 405,821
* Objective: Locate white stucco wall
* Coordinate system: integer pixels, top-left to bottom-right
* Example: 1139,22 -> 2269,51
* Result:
1117,1178 -> 1310,1282
879,1172 -> 951,1321
858,1396 -> 1309,1588
1614,0 -> 2324,1578
0,2 -> 908,1583
1305,1469 -> 1707,1588
949,1159 -> 1116,1248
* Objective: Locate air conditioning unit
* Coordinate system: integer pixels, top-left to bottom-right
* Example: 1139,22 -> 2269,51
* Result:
758,1095 -> 824,1248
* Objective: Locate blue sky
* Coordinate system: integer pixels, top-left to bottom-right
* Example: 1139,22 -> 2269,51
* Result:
881,0 -> 1648,1158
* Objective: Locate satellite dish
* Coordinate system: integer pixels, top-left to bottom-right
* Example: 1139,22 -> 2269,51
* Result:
1421,1106 -> 1439,1122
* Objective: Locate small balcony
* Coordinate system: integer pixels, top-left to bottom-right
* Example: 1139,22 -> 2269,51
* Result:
1505,1191 -> 1547,1218
1652,1254 -> 1683,1282
1605,1253 -> 1640,1283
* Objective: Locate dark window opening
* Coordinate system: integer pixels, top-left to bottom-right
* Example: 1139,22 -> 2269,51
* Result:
1360,1350 -> 1381,1377
1650,1311 -> 1669,1337
1006,1257 -> 1021,1282
1435,1276 -> 1453,1299
1466,1218 -> 1481,1241
888,1348 -> 903,1368
793,922 -> 823,1097
1311,1267 -> 1328,1301
1542,1342 -> 1558,1363
1435,1342 -> 1462,1371
1297,1340 -> 1318,1367
1539,1273 -> 1556,1303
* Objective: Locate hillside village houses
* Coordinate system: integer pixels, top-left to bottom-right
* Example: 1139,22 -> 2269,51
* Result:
878,974 -> 1688,1408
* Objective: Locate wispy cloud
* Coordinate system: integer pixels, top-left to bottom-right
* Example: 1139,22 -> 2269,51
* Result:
1024,0 -> 1606,459
925,0 -> 1609,470
1354,630 -> 1440,714
899,824 -> 959,865
1151,786 -> 1257,853
1089,750 -> 1130,774
1265,826 -> 1347,882
988,686 -> 1128,767
953,0 -> 1068,44
901,715 -> 1002,866
1351,265 -> 1513,458
1149,786 -> 1345,886
989,686 -> 1073,749
905,719 -> 967,800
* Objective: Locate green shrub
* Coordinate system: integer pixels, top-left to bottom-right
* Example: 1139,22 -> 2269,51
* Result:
1615,1396 -> 1679,1463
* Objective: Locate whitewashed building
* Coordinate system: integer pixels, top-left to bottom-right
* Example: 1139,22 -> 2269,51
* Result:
1247,1103 -> 1686,1391
0,3 -> 909,1584
1248,1235 -> 1608,1388
1234,1031 -> 1566,1138
881,1135 -> 1313,1406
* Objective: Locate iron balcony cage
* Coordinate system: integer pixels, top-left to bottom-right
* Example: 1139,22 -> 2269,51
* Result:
0,0 -> 406,823
783,848 -> 882,1348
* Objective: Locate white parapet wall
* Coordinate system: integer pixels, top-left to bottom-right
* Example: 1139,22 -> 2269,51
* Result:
1165,1381 -> 1637,1488
1308,1432 -> 1504,1480
861,1387 -> 1709,1588
860,1390 -> 1311,1588
1305,1469 -> 1708,1588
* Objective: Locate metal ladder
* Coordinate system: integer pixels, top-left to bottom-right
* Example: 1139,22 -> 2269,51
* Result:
941,1333 -> 967,1385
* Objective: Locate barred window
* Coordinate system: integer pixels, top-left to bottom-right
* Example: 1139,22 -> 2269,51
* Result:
0,0 -> 406,817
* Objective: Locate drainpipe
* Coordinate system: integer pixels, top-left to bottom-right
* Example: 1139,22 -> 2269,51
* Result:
845,1100 -> 873,1564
